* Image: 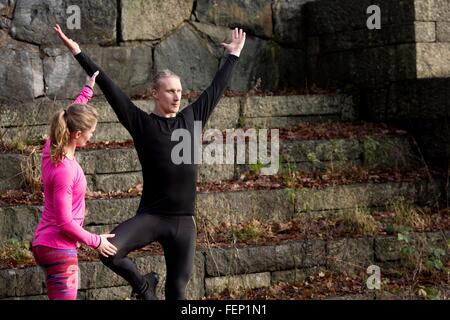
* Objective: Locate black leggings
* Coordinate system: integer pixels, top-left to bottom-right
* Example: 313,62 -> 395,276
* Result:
100,213 -> 196,300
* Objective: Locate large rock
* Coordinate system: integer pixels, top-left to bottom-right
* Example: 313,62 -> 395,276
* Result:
191,21 -> 231,47
121,0 -> 193,41
0,33 -> 44,100
414,0 -> 450,21
273,0 -> 314,45
154,23 -> 219,92
205,272 -> 270,295
0,205 -> 41,242
196,0 -> 273,38
306,0 -> 416,36
317,22 -> 435,54
229,35 -> 306,91
416,43 -> 450,78
327,237 -> 374,274
11,0 -> 117,45
0,154 -> 26,191
43,45 -> 153,99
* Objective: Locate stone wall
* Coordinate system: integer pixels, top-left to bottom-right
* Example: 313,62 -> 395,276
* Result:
0,0 -> 309,103
305,0 -> 450,163
1,230 -> 448,299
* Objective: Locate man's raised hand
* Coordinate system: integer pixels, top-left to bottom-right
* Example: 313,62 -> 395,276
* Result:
54,24 -> 81,55
221,28 -> 246,57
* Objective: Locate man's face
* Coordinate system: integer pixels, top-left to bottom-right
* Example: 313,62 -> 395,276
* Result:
153,76 -> 182,116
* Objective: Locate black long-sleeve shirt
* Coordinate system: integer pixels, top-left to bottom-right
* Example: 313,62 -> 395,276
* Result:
75,52 -> 238,215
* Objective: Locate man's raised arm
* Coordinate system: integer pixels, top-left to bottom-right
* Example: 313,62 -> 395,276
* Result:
53,24 -> 144,136
190,28 -> 246,126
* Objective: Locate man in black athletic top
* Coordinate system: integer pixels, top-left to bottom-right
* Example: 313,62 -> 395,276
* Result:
54,24 -> 246,300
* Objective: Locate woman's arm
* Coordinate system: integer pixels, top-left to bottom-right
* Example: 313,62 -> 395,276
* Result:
72,71 -> 98,105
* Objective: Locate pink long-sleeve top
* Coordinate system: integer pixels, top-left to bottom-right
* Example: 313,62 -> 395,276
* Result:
32,86 -> 101,249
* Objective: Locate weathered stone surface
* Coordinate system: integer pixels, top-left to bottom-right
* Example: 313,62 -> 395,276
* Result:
191,21 -> 231,47
295,182 -> 424,213
273,0 -> 312,45
0,154 -> 26,190
93,173 -> 143,193
327,237 -> 374,274
196,0 -> 273,38
79,261 -> 128,290
0,98 -> 158,127
43,45 -> 153,100
205,246 -> 276,276
15,266 -> 45,296
281,139 -> 360,164
205,97 -> 240,130
78,149 -> 140,174
361,135 -> 417,170
205,240 -> 326,277
11,0 -> 116,45
242,95 -> 353,118
81,286 -> 131,300
0,269 -> 16,298
205,272 -> 271,295
271,266 -> 326,285
291,240 -> 327,268
414,0 -> 450,21
241,116 -> 342,129
198,165 -> 235,183
306,0 -> 416,36
309,44 -> 417,88
375,231 -> 449,263
436,22 -> 450,42
0,205 -> 41,242
374,236 -> 404,262
228,36 -> 304,91
196,189 -> 294,227
121,0 -> 193,41
85,197 -> 138,225
0,35 -> 44,100
416,43 -> 450,79
318,22 -> 435,53
154,23 -> 218,92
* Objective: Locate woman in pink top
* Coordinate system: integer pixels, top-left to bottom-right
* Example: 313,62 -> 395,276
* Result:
32,72 -> 117,300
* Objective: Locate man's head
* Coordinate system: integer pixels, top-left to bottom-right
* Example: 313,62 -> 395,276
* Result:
151,70 -> 182,118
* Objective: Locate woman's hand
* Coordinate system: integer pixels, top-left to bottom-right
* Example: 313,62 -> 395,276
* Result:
221,28 -> 246,57
86,71 -> 100,89
96,234 -> 117,257
54,24 -> 81,55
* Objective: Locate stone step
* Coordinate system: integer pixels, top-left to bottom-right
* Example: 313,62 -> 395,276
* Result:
0,229 -> 447,300
0,179 -> 440,243
0,133 -> 418,192
241,94 -> 356,128
0,94 -> 356,144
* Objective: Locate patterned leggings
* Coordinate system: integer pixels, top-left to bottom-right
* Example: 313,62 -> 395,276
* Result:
32,245 -> 79,300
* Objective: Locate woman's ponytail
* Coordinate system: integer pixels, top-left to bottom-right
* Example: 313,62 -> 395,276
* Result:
50,110 -> 71,164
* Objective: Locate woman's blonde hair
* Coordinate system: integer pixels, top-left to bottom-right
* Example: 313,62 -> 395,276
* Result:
49,104 -> 98,164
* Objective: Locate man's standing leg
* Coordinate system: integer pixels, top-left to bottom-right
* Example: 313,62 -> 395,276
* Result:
161,216 -> 197,300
